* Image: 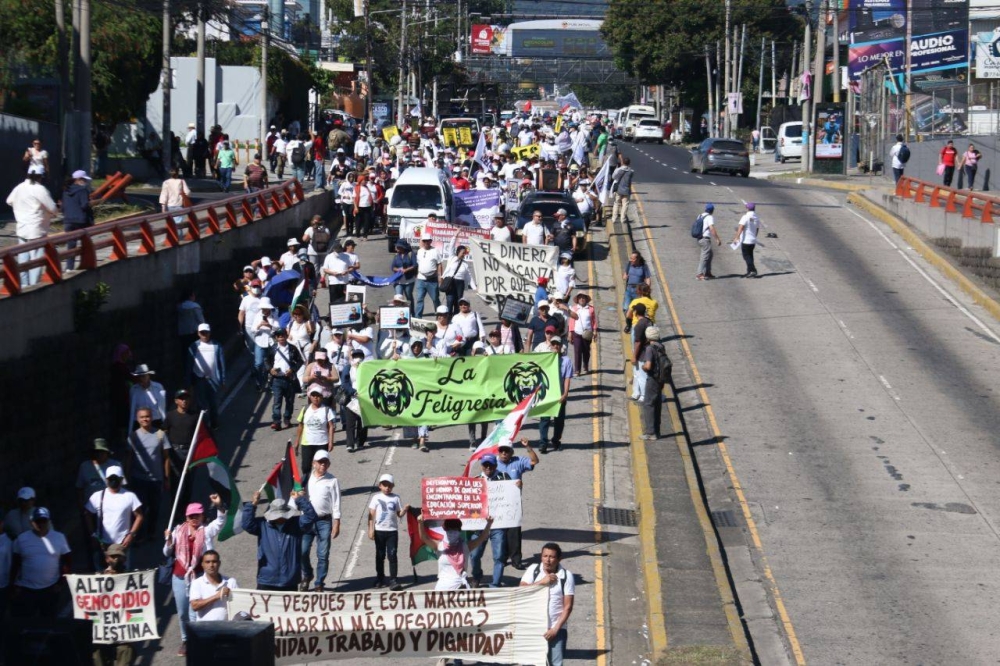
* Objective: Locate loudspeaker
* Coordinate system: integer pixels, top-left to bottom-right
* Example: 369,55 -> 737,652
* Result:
2,618 -> 92,665
186,621 -> 275,665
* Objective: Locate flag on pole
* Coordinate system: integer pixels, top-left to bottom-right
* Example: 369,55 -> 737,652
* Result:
473,126 -> 489,173
262,441 -> 303,501
462,389 -> 539,476
289,277 -> 308,314
186,421 -> 242,540
406,508 -> 445,566
570,129 -> 587,166
410,103 -> 422,118
523,100 -> 532,113
593,156 -> 612,205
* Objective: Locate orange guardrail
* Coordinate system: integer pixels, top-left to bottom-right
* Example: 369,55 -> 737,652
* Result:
895,176 -> 996,224
1,179 -> 306,298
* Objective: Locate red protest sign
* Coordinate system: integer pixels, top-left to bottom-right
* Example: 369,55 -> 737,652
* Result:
421,476 -> 489,520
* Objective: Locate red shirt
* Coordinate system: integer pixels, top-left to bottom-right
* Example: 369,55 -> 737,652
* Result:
941,145 -> 958,167
451,177 -> 471,191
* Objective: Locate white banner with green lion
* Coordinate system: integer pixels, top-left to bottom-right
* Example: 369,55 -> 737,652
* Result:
356,353 -> 561,426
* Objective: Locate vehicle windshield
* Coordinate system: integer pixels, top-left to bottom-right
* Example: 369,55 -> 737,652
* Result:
639,119 -> 661,127
391,185 -> 442,210
782,124 -> 802,138
526,201 -> 582,219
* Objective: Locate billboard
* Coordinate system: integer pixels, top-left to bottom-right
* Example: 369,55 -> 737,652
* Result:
975,30 -> 1000,78
471,24 -> 508,55
510,30 -> 608,58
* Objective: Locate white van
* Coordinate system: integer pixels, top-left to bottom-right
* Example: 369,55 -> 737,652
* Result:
385,167 -> 455,253
777,121 -> 803,163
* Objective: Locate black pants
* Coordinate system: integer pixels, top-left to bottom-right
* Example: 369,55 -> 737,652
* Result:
301,445 -> 324,474
943,165 -> 955,187
342,406 -> 367,450
131,477 -> 162,539
374,531 -> 398,582
342,204 -> 355,236
355,207 -> 372,238
11,583 -> 63,619
505,526 -> 523,568
741,243 -> 757,275
328,283 -> 346,305
641,378 -> 664,436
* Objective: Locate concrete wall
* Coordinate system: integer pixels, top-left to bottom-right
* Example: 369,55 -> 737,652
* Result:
864,188 -> 998,251
0,191 -> 332,503
0,113 -> 64,217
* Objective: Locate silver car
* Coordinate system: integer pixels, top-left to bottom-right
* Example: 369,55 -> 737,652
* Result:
689,138 -> 751,177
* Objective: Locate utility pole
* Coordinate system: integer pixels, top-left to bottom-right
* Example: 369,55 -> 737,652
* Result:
161,0 -> 172,174
789,41 -> 797,103
904,0 -> 912,138
55,0 -> 69,170
260,7 -> 269,148
810,0 -> 826,173
756,36 -> 765,133
705,47 -> 714,140
196,0 -> 206,138
771,40 -> 777,108
396,0 -> 408,127
723,0 -> 730,137
832,5 -> 840,103
715,41 -> 721,137
801,8 -> 812,172
364,0 -> 374,128
77,0 -> 92,171
737,24 -> 746,131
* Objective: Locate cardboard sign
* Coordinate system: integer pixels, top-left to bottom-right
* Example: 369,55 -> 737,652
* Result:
463,480 -> 522,530
380,306 -> 411,330
511,143 -> 540,160
382,126 -> 399,142
422,476 -> 489,520
331,302 -> 364,327
67,571 -> 159,644
468,238 -> 557,302
226,587 -> 549,664
442,128 -> 459,147
498,295 -> 533,325
346,284 -> 367,305
458,127 -> 474,146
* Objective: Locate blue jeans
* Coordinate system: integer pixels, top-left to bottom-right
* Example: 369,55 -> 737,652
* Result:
171,575 -> 195,642
271,376 -> 296,425
548,627 -> 568,666
395,282 -> 415,312
314,160 -> 326,189
253,344 -> 269,388
470,529 -> 507,586
292,165 -> 306,182
302,517 -> 332,587
218,167 -> 233,192
167,204 -> 185,224
622,284 -> 638,314
414,278 -> 439,318
17,238 -> 44,287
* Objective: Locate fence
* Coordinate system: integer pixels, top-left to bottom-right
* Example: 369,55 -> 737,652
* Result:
895,175 -> 998,224
1,179 -> 306,297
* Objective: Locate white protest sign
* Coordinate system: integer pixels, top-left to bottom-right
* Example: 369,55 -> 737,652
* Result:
462,480 -> 522,530
227,586 -> 549,664
67,570 -> 159,644
468,238 -> 557,302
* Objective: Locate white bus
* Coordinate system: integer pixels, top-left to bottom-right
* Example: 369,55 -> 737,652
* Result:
623,104 -> 656,141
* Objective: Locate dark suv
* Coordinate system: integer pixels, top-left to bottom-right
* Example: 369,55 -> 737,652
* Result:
514,192 -> 589,255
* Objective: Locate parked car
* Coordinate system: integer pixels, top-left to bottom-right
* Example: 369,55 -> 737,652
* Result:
633,118 -> 665,144
777,121 -> 803,163
689,138 -> 751,177
514,192 -> 589,255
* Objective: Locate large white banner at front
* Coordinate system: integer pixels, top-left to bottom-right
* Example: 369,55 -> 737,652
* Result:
68,570 -> 160,644
468,238 -> 557,302
227,586 -> 549,664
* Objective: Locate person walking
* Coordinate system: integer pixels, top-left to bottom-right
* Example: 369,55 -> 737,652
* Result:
187,323 -> 225,428
538,337 -> 574,454
177,289 -> 206,353
621,251 -> 651,326
630,303 -> 652,402
189,549 -> 237,622
163,495 -> 227,656
695,203 -> 721,280
639,327 -> 670,440
10,507 -> 72,619
126,408 -> 171,540
242,490 -> 317,591
496,439 -> 538,570
301,450 -> 341,592
268,329 -> 303,431
610,156 -> 634,225
468,456 -> 510,588
214,140 -> 238,192
6,166 -> 57,287
251,297 -> 279,391
959,143 -> 983,191
61,170 -> 94,271
416,515 -> 492,592
570,293 -> 597,375
128,364 -> 167,428
84,465 -> 143,569
367,474 -> 409,591
91,544 -> 134,665
159,168 -> 191,224
341,350 -> 369,452
391,241 -> 417,309
295,387 -> 335,472
732,202 -> 761,278
519,542 -> 575,666
414,236 -> 443,318
939,140 -> 958,188
889,134 -> 907,184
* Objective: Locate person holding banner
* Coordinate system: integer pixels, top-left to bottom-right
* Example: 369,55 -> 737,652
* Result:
367,474 -> 410,591
92,543 -> 135,665
163,495 -> 227,654
497,438 -> 539,570
520,542 -> 575,666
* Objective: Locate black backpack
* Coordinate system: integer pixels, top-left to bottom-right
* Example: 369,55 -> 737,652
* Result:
898,144 -> 911,164
291,144 -> 306,165
648,342 -> 673,384
691,213 -> 707,239
311,227 -> 331,252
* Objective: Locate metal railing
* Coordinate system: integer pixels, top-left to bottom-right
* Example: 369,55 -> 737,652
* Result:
1,180 -> 306,297
895,176 -> 998,224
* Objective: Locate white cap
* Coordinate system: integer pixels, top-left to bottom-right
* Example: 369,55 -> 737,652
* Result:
258,297 -> 274,309
472,341 -> 485,351
287,238 -> 300,246
313,450 -> 330,462
537,299 -> 550,308
551,292 -> 565,301
17,487 -> 35,500
105,465 -> 124,478
197,323 -> 211,332
71,170 -> 92,180
436,305 -> 450,315
378,473 -> 395,485
261,256 -> 272,267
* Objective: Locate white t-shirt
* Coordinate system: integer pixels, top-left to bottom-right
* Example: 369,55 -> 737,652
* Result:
523,221 -> 546,245
368,493 -> 402,531
520,564 -> 575,628
701,213 -> 715,239
572,304 -> 595,335
349,326 -> 376,359
251,312 -> 279,347
191,340 -> 221,382
435,539 -> 470,591
239,294 -> 261,332
323,252 -> 350,285
416,247 -> 441,279
86,489 -> 142,544
491,225 -> 512,242
738,211 -> 760,245
555,264 -> 576,295
298,404 -> 335,447
303,225 -> 331,256
279,250 -> 299,272
189,574 -> 238,621
13,530 -> 71,589
307,472 -> 342,518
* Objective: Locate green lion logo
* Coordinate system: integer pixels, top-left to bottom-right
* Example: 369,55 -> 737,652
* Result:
503,362 -> 549,404
369,369 -> 415,416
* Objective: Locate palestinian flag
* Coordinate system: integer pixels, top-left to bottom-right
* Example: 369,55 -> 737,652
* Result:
188,422 -> 242,540
262,441 -> 303,501
124,609 -> 144,623
289,276 -> 309,314
406,507 -> 444,566
462,388 -> 539,476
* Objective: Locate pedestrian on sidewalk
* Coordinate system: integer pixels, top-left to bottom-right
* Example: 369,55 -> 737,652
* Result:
939,140 -> 958,188
520,542 -> 575,666
242,490 -> 317,592
367,474 -> 410,591
958,143 -> 982,191
695,203 -> 721,280
889,135 -> 907,184
630,304 -> 651,402
621,251 -> 651,325
159,168 -> 191,224
610,157 -> 634,225
639,327 -> 670,440
6,166 -> 57,287
625,283 -> 658,337
214,140 -> 238,193
301,450 -> 340,592
732,202 -> 761,278
61,170 -> 94,271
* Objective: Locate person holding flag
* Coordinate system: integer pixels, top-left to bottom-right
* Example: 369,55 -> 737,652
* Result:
243,486 -> 316,592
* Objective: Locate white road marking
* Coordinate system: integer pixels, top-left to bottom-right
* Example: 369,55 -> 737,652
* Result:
672,167 -> 678,170
342,525 -> 367,579
846,207 -> 1000,344
726,187 -> 734,193
709,181 -> 717,186
219,370 -> 251,414
879,375 -> 902,401
838,319 -> 855,339
695,175 -> 703,180
805,278 -> 819,293
384,443 -> 398,466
